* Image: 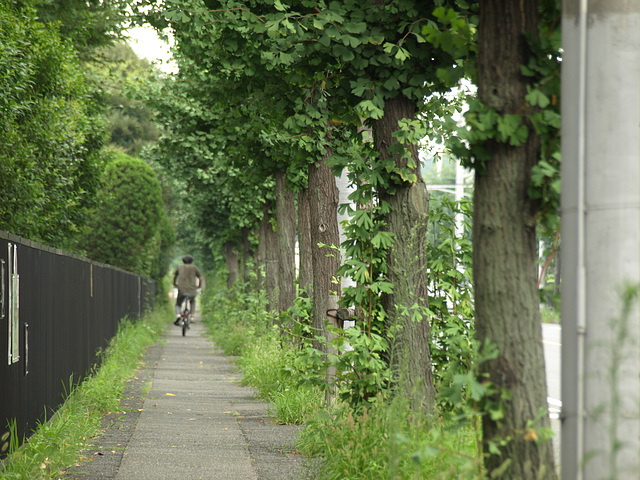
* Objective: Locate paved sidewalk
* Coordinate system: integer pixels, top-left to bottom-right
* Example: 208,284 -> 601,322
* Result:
65,320 -> 309,480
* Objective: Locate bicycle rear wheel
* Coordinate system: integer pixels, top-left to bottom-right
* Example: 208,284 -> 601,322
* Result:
181,309 -> 190,336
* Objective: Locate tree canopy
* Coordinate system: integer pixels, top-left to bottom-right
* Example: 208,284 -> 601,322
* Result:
138,0 -> 561,476
35,0 -> 131,56
0,0 -> 565,475
87,42 -> 161,156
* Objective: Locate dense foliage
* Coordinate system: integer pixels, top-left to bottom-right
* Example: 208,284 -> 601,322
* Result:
0,0 -> 174,281
0,1 -> 107,249
139,0 -> 470,260
35,0 -> 131,56
87,42 -> 161,156
199,208 -> 489,478
80,152 -> 172,278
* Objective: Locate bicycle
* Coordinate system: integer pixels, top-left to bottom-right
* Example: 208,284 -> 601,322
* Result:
178,296 -> 195,336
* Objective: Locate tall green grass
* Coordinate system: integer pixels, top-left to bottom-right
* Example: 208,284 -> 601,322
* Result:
298,397 -> 481,480
239,333 -> 324,425
201,283 -> 324,425
200,283 -> 489,479
0,306 -> 169,479
202,282 -> 274,356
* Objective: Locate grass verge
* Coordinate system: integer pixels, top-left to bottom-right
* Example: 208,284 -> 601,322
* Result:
201,284 -> 489,479
239,333 -> 324,425
206,304 -> 483,478
203,301 -> 323,426
298,397 -> 480,480
0,305 -> 169,479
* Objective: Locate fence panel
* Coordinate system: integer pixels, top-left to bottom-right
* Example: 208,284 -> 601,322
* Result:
0,231 -> 155,452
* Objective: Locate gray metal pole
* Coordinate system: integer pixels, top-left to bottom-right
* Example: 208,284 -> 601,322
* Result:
561,2 -> 640,479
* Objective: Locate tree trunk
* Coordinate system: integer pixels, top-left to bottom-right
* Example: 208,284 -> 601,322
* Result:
224,240 -> 239,289
260,206 -> 279,311
241,226 -> 251,286
374,94 -> 435,412
275,170 -> 296,314
325,293 -> 339,404
297,188 -> 313,296
257,213 -> 266,291
307,155 -> 341,354
475,1 -> 557,477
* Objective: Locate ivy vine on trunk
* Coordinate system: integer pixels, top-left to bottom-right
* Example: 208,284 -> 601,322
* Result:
374,94 -> 435,412
473,1 -> 557,477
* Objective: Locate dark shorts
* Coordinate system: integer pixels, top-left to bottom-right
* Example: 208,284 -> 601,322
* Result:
176,293 -> 196,312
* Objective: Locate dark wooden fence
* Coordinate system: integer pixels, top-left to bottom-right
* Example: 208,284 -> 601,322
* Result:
0,231 -> 155,451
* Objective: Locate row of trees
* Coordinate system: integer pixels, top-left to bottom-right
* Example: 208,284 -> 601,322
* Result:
1,0 -> 562,475
141,0 -> 561,477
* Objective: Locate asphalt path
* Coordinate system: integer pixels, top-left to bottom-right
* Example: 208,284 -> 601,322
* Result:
64,319 -> 309,480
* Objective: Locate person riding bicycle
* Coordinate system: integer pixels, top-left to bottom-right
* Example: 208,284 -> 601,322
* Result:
173,254 -> 203,325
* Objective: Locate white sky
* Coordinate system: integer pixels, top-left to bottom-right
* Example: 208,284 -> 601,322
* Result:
127,25 -> 177,73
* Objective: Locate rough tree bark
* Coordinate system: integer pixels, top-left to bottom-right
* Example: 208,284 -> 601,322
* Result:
373,94 -> 435,412
224,240 -> 239,289
307,153 -> 341,354
257,225 -> 265,292
297,188 -> 313,296
275,170 -> 297,314
474,1 -> 557,477
259,206 -> 279,311
240,226 -> 251,285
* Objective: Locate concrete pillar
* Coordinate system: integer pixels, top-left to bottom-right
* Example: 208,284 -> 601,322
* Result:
561,2 -> 640,478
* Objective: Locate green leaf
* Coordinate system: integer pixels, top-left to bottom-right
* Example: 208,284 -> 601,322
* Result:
488,441 -> 501,455
344,22 -> 367,34
318,33 -> 331,47
520,65 -> 535,77
371,231 -> 393,249
496,114 -> 522,144
525,89 -> 550,108
468,378 -> 489,401
394,46 -> 410,62
543,109 -> 561,128
341,35 -> 361,48
333,44 -> 355,62
377,281 -> 393,294
353,264 -> 370,283
356,99 -> 385,119
510,124 -> 529,146
383,76 -> 398,91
